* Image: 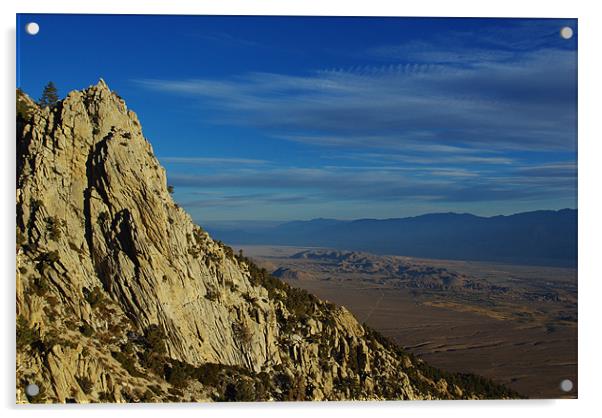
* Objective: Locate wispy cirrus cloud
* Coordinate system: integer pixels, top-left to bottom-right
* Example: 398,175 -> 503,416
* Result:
168,160 -> 575,205
135,47 -> 576,153
137,23 -> 577,218
159,156 -> 268,165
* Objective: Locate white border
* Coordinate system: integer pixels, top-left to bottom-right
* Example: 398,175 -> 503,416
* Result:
2,1 -> 601,417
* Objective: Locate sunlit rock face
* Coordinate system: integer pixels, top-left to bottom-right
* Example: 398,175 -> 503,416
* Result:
15,82 -> 518,403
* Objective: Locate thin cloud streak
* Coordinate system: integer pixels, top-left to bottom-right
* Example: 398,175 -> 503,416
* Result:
167,159 -> 576,204
136,48 -> 576,153
159,156 -> 269,165
137,25 -> 576,217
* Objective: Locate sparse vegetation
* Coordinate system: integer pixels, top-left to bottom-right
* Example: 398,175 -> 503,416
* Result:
232,321 -> 253,347
97,211 -> 110,225
14,80 -> 529,403
112,350 -> 144,378
16,228 -> 26,248
30,198 -> 43,212
222,379 -> 256,401
37,250 -> 60,266
204,285 -> 219,301
31,276 -> 50,296
45,216 -> 63,241
76,376 -> 94,395
79,322 -> 94,337
16,315 -> 39,349
84,286 -> 105,309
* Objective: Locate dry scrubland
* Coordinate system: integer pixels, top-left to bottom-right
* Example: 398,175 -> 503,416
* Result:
240,245 -> 577,399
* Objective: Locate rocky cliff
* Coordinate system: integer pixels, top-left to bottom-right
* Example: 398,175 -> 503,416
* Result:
16,81 -> 519,403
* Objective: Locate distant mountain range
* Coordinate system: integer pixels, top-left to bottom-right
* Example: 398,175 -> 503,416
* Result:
206,209 -> 577,267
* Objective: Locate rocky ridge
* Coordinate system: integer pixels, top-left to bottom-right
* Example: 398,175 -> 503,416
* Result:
289,250 -> 490,291
16,81 -> 519,403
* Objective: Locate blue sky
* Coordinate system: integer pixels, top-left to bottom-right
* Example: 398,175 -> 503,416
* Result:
17,15 -> 577,221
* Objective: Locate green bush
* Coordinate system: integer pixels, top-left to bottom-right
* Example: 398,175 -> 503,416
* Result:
165,362 -> 190,388
112,351 -> 144,378
143,325 -> 167,355
232,321 -> 252,347
79,322 -> 94,337
16,315 -> 39,349
16,228 -> 26,247
204,285 -> 219,301
97,211 -> 109,225
45,216 -> 62,241
38,251 -> 60,266
32,276 -> 49,296
221,379 -> 256,402
76,376 -> 94,394
98,391 -> 114,402
84,286 -> 105,309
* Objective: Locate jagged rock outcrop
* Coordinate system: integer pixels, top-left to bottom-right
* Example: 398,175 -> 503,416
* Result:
16,81 -> 519,403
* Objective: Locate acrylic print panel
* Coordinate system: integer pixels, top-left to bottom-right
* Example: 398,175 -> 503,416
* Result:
16,14 -> 577,403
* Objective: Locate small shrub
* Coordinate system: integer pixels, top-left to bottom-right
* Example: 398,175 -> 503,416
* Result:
45,216 -> 62,241
148,384 -> 163,396
222,379 -> 256,402
243,293 -> 257,304
143,325 -> 167,355
76,376 -> 94,394
232,321 -> 253,347
79,322 -> 94,337
225,280 -> 237,292
37,251 -> 60,266
165,362 -> 190,388
16,228 -> 26,247
97,211 -> 109,225
30,199 -> 43,212
84,286 -> 105,309
140,389 -> 155,402
32,276 -> 49,296
112,351 -> 144,378
188,247 -> 201,259
98,391 -> 114,402
204,285 -> 219,302
16,315 -> 39,349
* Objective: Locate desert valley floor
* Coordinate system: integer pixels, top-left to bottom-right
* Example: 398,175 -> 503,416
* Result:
238,245 -> 577,399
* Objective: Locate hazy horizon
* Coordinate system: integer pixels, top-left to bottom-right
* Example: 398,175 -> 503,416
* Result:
199,207 -> 577,226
